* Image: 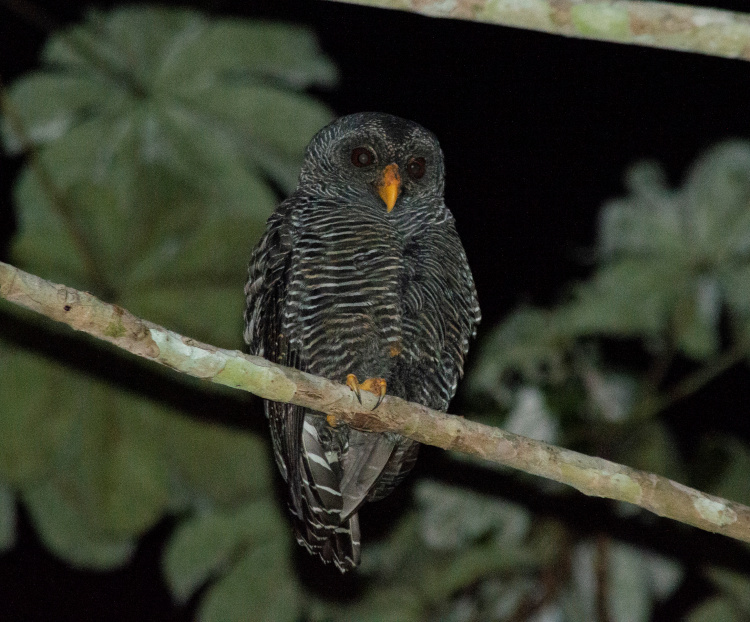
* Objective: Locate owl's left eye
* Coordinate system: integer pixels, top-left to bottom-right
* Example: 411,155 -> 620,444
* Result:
407,157 -> 426,180
351,147 -> 375,167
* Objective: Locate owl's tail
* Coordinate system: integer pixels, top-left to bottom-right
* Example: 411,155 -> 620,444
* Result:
291,418 -> 361,572
293,509 -> 361,573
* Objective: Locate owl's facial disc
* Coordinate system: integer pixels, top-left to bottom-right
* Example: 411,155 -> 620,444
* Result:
377,164 -> 401,212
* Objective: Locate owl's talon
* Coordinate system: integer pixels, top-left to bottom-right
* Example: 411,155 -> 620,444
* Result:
372,384 -> 386,410
346,374 -> 363,404
346,374 -> 386,410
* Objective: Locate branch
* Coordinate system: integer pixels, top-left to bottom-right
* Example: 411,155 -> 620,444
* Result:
324,0 -> 750,62
2,260 -> 750,545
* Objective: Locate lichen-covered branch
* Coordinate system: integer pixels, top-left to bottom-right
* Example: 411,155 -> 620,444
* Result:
2,259 -> 750,543
325,0 -> 750,62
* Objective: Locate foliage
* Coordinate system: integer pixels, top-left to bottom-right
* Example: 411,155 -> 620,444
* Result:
0,5 -> 334,619
2,5 -> 750,621
467,142 -> 750,620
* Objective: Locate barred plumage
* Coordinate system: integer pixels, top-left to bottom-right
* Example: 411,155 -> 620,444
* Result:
245,113 -> 480,572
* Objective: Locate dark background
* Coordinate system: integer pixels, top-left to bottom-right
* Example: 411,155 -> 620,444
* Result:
2,0 -> 750,619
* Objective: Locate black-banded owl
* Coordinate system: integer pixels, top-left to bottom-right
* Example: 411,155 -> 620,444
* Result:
244,112 -> 480,572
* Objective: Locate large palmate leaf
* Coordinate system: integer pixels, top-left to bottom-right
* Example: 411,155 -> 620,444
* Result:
0,5 -> 335,583
163,499 -> 288,605
566,143 -> 750,360
4,5 -> 335,345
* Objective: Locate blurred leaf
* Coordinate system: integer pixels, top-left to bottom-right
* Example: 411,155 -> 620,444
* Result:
607,543 -> 681,622
707,567 -> 750,613
4,6 -> 335,346
683,141 -> 750,260
198,537 -> 300,622
467,306 -> 570,404
563,541 -> 596,622
598,160 -> 682,259
503,386 -> 559,443
563,540 -> 681,622
57,392 -> 170,537
416,480 -> 530,552
673,275 -> 721,360
695,435 -> 750,507
421,543 -> 539,604
0,338 -> 79,485
0,6 -> 333,576
686,596 -> 742,622
0,481 -> 16,553
23,478 -> 135,570
164,499 -> 285,603
584,369 -> 639,423
333,588 -> 423,622
560,259 -> 688,340
616,421 -> 685,482
162,412 -> 272,506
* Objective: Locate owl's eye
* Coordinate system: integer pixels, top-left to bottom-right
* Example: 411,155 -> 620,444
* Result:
407,157 -> 426,180
351,147 -> 375,167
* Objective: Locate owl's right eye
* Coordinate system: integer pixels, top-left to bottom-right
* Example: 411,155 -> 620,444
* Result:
351,147 -> 375,167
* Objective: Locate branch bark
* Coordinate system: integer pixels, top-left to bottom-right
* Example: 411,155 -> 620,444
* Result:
324,0 -> 750,62
2,259 -> 750,543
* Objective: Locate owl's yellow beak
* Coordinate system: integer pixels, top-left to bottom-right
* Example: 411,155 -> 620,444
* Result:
378,163 -> 401,212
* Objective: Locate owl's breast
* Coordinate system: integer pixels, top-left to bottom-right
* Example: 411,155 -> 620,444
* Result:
286,210 -> 405,380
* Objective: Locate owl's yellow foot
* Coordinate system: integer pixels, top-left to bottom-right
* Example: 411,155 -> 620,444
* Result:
346,374 -> 387,410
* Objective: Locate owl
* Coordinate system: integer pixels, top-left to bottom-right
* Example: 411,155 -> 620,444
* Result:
245,112 -> 480,571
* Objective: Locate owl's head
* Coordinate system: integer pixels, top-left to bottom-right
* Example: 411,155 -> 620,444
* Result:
298,112 -> 446,213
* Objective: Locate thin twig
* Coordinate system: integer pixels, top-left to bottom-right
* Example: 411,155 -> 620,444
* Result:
3,259 -> 750,545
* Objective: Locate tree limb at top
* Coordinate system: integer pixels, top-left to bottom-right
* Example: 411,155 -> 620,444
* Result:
323,0 -> 750,62
2,259 -> 750,543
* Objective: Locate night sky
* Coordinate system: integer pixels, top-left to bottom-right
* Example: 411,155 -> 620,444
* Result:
2,0 -> 750,619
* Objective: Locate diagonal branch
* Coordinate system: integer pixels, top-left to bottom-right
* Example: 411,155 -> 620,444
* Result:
325,0 -> 750,62
2,259 -> 750,543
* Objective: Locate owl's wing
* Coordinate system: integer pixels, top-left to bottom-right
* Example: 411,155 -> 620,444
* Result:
244,204 -> 304,505
245,202 -> 359,571
399,214 -> 481,412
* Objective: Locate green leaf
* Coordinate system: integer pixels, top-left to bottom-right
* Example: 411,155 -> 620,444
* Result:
0,339 -> 79,485
561,259 -> 689,339
416,480 -> 530,552
686,597 -> 742,622
607,543 -> 681,622
467,306 -> 570,404
331,588 -> 423,622
4,6 -> 335,346
616,421 -> 685,481
672,274 -> 721,360
0,8 -> 331,575
162,412 -> 272,506
23,478 -> 135,570
598,160 -> 684,259
63,393 -> 170,537
695,435 -> 750,507
1,73 -> 123,152
198,538 -> 300,622
156,18 -> 337,91
718,264 -> 750,341
503,386 -> 559,443
0,481 -> 16,553
563,540 -> 681,622
163,499 -> 286,603
178,82 -> 333,193
683,141 -> 750,261
707,567 -> 750,613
